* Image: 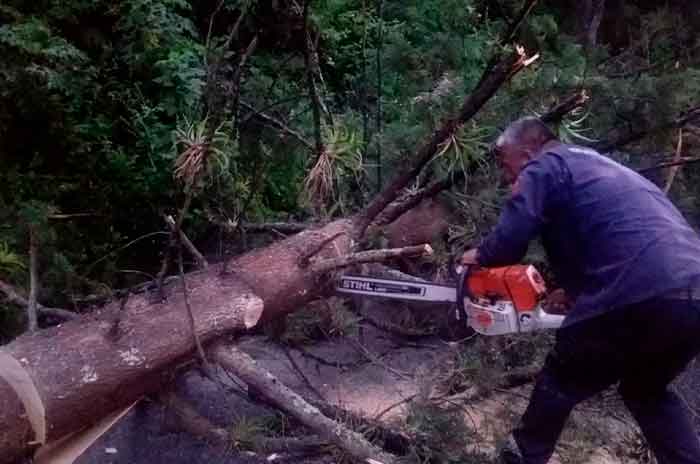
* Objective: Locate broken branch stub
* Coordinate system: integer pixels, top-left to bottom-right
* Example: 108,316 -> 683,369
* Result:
309,244 -> 433,274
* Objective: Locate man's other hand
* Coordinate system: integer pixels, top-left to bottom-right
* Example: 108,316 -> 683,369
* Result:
460,248 -> 480,266
543,288 -> 572,314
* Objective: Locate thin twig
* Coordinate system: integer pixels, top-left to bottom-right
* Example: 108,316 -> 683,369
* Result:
375,0 -> 384,191
27,226 -> 39,332
373,394 -> 417,420
164,215 -> 208,269
231,34 -> 259,128
637,157 -> 700,174
303,0 -> 329,163
664,128 -> 684,194
280,343 -> 326,402
299,231 -> 346,267
501,0 -> 539,44
177,242 -> 212,376
81,231 -> 170,278
156,193 -> 193,299
347,337 -> 410,380
240,101 -> 314,150
46,213 -> 98,220
205,0 -> 226,58
291,344 -> 370,369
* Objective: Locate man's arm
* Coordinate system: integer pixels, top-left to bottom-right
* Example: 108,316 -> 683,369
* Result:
466,154 -> 569,267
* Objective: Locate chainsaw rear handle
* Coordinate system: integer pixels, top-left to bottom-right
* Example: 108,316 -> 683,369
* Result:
536,308 -> 565,330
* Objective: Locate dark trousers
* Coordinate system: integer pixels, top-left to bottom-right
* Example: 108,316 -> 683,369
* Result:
513,297 -> 700,464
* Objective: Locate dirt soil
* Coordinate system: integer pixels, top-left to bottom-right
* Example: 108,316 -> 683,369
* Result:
75,296 -> 700,464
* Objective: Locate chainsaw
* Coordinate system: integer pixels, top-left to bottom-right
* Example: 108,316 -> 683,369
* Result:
335,264 -> 565,337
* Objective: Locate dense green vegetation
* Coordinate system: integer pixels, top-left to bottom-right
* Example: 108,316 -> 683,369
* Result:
1,0 -> 699,339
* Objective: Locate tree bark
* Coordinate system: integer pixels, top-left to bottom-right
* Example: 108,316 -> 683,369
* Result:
0,275 -> 263,464
211,343 -> 397,464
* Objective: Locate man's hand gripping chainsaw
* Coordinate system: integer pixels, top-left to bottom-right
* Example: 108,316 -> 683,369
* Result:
336,264 -> 565,336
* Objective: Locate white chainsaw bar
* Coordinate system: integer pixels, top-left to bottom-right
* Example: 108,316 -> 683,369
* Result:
336,274 -> 565,336
337,275 -> 457,303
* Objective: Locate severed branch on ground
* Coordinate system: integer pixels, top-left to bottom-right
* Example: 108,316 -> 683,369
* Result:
161,391 -> 330,454
211,342 -> 399,464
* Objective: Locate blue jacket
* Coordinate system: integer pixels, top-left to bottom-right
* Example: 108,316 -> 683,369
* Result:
477,142 -> 700,326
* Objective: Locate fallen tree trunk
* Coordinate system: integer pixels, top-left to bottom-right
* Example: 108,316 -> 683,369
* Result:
212,342 -> 397,464
0,275 -> 263,464
0,10 -> 539,458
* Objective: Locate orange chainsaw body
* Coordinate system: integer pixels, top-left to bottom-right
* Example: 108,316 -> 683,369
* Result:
466,264 -> 547,312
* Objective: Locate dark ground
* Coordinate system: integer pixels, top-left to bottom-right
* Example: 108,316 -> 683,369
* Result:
73,331 -> 700,464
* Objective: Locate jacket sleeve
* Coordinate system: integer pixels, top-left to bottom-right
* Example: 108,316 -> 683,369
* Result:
477,154 -> 569,267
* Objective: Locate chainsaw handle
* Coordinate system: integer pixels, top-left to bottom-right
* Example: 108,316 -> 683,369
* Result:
534,307 -> 565,330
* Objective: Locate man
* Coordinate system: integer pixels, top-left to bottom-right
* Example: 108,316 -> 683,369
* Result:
461,117 -> 700,464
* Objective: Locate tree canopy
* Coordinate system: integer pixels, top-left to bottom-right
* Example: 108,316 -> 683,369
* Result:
1,0 -> 699,340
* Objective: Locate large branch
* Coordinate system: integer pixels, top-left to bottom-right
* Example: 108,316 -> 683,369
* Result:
211,343 -> 397,464
371,90 -> 588,223
356,47 -> 537,234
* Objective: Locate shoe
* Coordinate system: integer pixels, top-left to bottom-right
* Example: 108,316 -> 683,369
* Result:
499,433 -> 524,464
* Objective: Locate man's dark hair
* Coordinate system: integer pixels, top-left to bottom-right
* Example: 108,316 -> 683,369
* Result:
495,117 -> 557,153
